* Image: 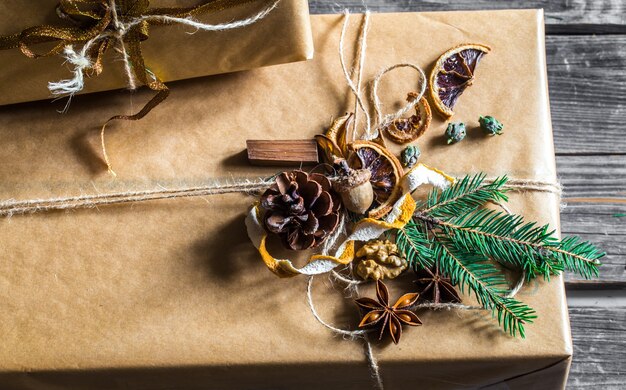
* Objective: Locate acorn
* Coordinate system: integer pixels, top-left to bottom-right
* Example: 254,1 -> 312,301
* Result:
332,159 -> 374,215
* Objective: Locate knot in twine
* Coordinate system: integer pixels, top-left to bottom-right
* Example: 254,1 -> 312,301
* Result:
0,0 -> 282,176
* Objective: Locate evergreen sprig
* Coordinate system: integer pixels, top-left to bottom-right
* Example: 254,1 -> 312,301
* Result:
433,238 -> 537,338
394,173 -> 603,337
440,208 -> 562,280
396,222 -> 433,269
419,173 -> 509,220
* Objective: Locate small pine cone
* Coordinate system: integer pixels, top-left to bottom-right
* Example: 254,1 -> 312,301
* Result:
260,171 -> 342,251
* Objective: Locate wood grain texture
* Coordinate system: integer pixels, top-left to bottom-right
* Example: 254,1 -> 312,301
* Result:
246,139 -> 319,166
568,306 -> 626,389
308,0 -> 626,34
558,155 -> 626,284
547,36 -> 626,155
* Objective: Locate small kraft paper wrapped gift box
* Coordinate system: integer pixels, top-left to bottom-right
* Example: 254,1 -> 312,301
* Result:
0,9 -> 578,389
0,0 -> 313,106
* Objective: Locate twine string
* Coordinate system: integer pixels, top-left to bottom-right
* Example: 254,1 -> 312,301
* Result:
339,11 -> 428,142
45,0 -> 282,176
500,179 -> 563,196
51,0 -> 282,101
109,0 -> 136,90
339,11 -> 372,139
371,63 -> 428,134
350,11 -> 371,140
0,177 -> 561,217
0,180 -> 271,217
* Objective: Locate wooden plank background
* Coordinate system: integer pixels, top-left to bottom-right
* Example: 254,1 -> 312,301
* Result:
310,1 -> 626,388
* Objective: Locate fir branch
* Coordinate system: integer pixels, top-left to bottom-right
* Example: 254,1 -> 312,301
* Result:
432,238 -> 536,338
413,173 -> 603,280
396,222 -> 433,269
547,236 -> 604,279
395,221 -> 536,337
420,173 -> 509,220
422,208 -> 602,280
392,172 -> 602,337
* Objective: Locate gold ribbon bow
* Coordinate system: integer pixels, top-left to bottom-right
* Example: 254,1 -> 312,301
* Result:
0,0 -> 266,173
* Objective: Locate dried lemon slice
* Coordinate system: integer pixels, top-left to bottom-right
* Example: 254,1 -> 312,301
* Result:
429,43 -> 491,118
347,141 -> 404,219
384,93 -> 432,144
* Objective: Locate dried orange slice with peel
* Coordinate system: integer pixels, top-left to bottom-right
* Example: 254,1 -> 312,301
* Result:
315,113 -> 352,163
347,141 -> 404,219
429,43 -> 491,118
384,92 -> 432,144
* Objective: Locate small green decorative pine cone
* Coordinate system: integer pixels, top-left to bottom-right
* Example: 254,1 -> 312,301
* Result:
445,122 -> 466,144
479,115 -> 504,136
401,145 -> 421,168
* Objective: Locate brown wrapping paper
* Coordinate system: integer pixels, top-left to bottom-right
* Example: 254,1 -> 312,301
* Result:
0,0 -> 313,106
0,9 -> 571,389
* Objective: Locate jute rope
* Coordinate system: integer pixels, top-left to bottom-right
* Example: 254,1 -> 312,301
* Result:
0,180 -> 270,217
0,177 -> 560,218
339,11 -> 372,138
52,0 -> 282,101
49,0 -> 282,175
489,178 -> 563,197
371,63 -> 428,135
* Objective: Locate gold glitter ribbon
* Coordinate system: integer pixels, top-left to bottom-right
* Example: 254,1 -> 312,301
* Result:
0,0 -> 266,174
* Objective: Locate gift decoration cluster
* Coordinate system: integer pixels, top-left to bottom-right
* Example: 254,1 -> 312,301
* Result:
249,42 -> 603,343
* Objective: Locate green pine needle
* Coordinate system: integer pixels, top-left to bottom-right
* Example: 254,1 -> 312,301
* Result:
392,173 -> 602,338
396,222 -> 433,269
419,173 -> 509,220
436,208 -> 601,280
432,239 -> 536,338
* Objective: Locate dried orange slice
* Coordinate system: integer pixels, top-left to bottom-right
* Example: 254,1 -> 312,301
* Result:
429,43 -> 491,118
347,141 -> 404,219
384,93 -> 432,144
315,113 -> 352,163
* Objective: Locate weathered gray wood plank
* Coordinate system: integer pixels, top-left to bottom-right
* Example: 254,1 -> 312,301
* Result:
547,35 -> 626,155
308,0 -> 626,34
561,204 -> 626,286
558,155 -> 626,199
568,306 -> 626,389
557,155 -> 626,284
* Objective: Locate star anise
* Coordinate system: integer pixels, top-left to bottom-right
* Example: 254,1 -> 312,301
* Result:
414,266 -> 461,304
354,280 -> 422,344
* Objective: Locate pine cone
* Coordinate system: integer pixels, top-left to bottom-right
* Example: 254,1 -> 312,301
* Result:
260,171 -> 342,250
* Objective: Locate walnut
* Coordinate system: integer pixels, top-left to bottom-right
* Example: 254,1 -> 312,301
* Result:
355,240 -> 408,281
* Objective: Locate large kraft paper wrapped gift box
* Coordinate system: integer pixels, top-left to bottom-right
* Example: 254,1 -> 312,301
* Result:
0,0 -> 313,106
0,9 -> 571,389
